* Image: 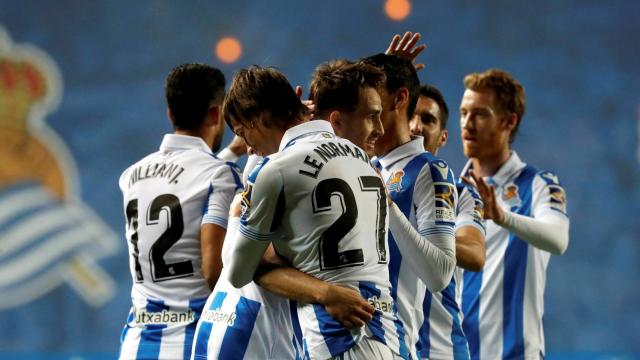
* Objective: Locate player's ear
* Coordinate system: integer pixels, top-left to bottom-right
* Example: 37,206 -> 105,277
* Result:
328,110 -> 342,130
207,105 -> 221,126
438,129 -> 449,147
393,88 -> 409,112
167,108 -> 174,122
504,112 -> 518,131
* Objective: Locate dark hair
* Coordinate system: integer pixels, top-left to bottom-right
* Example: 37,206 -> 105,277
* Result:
165,63 -> 225,130
309,59 -> 386,118
419,84 -> 449,130
222,66 -> 309,131
463,69 -> 526,144
361,53 -> 420,119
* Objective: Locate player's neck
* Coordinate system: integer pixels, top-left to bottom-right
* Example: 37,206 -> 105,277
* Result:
174,128 -> 212,149
375,118 -> 412,157
471,147 -> 511,178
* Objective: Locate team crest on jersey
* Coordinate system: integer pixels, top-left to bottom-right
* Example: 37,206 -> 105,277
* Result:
240,184 -> 252,218
502,183 -> 522,208
387,170 -> 405,192
434,183 -> 456,221
548,185 -> 567,212
0,27 -> 119,309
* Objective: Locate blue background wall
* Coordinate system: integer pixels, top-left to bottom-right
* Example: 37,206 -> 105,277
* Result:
0,0 -> 638,358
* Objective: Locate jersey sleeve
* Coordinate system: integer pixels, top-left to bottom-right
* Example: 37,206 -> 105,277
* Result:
456,182 -> 486,235
414,159 -> 457,238
531,170 -> 568,220
201,162 -> 244,229
238,158 -> 285,242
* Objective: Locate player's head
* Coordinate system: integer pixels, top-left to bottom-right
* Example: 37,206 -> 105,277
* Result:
222,66 -> 310,156
309,59 -> 385,157
165,63 -> 226,151
460,69 -> 526,160
409,84 -> 449,155
360,53 -> 420,155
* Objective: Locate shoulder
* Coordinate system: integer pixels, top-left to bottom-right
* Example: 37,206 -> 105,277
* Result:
457,179 -> 481,201
247,155 -> 283,186
535,169 -> 564,186
414,153 -> 454,184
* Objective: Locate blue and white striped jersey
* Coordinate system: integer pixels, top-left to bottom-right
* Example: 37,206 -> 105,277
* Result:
238,120 -> 408,360
415,180 -> 487,360
118,134 -> 243,360
374,137 -> 459,359
460,152 -> 569,360
190,268 -> 300,360
455,181 -> 486,237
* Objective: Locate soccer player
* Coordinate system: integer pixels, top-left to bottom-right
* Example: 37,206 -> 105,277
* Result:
409,84 -> 486,272
307,59 -> 384,157
408,84 -> 487,359
191,62 -> 390,360
458,69 -> 569,359
118,64 -> 243,360
361,53 -> 458,359
223,66 -> 406,359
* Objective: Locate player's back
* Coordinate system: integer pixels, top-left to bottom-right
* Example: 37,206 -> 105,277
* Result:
244,126 -> 408,359
119,134 -> 241,360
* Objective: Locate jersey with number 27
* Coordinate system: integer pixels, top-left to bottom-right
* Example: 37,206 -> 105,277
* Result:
239,120 -> 408,360
118,134 -> 242,360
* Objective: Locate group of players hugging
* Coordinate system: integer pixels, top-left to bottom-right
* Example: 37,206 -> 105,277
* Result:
117,32 -> 569,360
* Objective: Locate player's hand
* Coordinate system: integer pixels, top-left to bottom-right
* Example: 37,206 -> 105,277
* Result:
229,193 -> 243,218
228,135 -> 248,156
321,284 -> 374,329
464,170 -> 505,225
385,31 -> 426,71
296,85 -> 316,115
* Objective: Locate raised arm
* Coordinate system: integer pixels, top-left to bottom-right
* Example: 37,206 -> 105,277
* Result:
217,135 -> 248,162
385,31 -> 426,71
467,170 -> 569,255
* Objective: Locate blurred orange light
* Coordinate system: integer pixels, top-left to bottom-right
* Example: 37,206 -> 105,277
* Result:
215,37 -> 242,63
385,0 -> 411,21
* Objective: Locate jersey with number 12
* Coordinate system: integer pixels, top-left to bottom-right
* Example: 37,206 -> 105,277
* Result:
118,134 -> 242,360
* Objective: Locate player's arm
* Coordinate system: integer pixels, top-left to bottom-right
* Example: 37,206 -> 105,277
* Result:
201,163 -> 244,290
388,162 -> 457,292
455,184 -> 486,272
200,224 -> 227,290
467,170 -> 569,255
254,248 -> 375,329
217,135 -> 248,162
226,160 -> 283,288
456,227 -> 485,272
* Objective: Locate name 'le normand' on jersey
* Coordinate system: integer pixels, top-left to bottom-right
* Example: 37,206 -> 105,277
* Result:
298,139 -> 373,179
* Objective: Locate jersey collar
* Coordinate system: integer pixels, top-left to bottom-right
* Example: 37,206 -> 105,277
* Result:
159,134 -> 212,154
461,151 -> 527,187
376,136 -> 425,169
278,120 -> 336,152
